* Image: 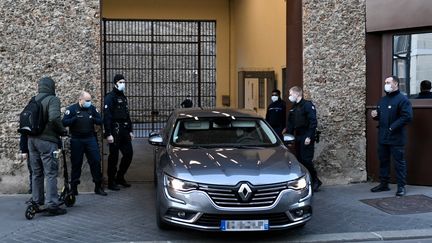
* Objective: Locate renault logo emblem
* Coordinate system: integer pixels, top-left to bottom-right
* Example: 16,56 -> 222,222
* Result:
238,183 -> 252,201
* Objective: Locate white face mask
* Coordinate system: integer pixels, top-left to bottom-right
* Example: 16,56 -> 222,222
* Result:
288,95 -> 297,103
271,96 -> 278,102
117,83 -> 125,92
384,84 -> 393,93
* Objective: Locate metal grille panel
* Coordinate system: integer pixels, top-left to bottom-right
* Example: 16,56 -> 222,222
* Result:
102,20 -> 216,137
199,182 -> 288,208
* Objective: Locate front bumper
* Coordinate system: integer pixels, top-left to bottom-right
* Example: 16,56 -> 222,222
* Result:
158,183 -> 313,231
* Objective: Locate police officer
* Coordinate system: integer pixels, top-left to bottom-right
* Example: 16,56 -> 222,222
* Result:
104,74 -> 134,191
283,86 -> 322,192
265,89 -> 286,139
62,91 -> 107,196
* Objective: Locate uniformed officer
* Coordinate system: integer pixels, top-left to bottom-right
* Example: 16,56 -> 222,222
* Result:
265,89 -> 286,139
283,86 -> 322,192
62,91 -> 107,196
104,74 -> 134,191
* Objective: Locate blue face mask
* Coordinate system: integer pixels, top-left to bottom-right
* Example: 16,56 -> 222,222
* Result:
83,101 -> 92,108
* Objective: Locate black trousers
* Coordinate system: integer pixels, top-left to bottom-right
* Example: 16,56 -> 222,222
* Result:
378,143 -> 407,187
108,128 -> 133,184
295,136 -> 319,183
70,136 -> 103,185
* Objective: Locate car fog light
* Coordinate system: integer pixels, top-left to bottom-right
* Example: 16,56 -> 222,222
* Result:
177,211 -> 186,218
294,209 -> 304,217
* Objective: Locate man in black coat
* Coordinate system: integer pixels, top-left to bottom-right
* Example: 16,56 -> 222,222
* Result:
265,89 -> 286,139
370,76 -> 413,196
104,74 -> 134,191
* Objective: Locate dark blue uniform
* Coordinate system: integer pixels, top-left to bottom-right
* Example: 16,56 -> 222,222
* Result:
103,88 -> 133,186
62,103 -> 103,187
286,98 -> 320,188
265,99 -> 286,138
374,90 -> 413,187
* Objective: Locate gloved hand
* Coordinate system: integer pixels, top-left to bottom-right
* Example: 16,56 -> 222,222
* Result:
107,135 -> 114,143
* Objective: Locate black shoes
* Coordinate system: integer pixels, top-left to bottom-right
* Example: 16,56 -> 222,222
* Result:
94,184 -> 108,196
396,186 -> 406,196
116,178 -> 131,188
108,182 -> 120,191
71,184 -> 78,196
370,183 -> 390,192
313,179 -> 323,192
46,207 -> 67,216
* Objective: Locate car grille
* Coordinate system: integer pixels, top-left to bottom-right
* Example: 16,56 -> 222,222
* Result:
196,213 -> 291,227
198,182 -> 288,207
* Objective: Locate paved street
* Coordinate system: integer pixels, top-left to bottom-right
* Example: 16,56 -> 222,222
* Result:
1,182 -> 432,242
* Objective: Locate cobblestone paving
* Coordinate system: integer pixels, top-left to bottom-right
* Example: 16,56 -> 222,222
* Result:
1,183 -> 432,242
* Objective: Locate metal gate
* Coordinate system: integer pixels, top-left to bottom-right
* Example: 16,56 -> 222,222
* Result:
102,19 -> 216,137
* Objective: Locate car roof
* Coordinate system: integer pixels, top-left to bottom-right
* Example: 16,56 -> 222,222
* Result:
172,108 -> 262,119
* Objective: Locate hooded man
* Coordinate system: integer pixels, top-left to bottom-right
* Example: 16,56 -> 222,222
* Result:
103,74 -> 134,191
28,76 -> 68,216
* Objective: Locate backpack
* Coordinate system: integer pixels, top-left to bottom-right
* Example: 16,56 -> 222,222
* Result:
17,94 -> 50,136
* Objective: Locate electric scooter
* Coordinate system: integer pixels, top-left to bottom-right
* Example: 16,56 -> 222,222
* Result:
25,136 -> 76,219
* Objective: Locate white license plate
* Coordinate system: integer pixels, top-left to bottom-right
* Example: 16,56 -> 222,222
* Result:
220,220 -> 269,231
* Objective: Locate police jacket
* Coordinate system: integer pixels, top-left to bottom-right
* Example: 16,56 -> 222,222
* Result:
374,90 -> 413,145
286,98 -> 317,140
265,99 -> 286,128
35,77 -> 66,144
62,103 -> 102,138
103,88 -> 133,138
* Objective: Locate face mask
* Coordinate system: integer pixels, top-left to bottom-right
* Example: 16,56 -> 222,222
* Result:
271,96 -> 278,102
384,84 -> 393,93
288,95 -> 297,103
83,101 -> 91,108
117,83 -> 125,91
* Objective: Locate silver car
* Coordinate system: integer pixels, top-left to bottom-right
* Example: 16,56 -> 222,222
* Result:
148,108 -> 312,231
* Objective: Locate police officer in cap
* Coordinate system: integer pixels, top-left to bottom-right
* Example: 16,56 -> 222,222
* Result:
62,91 -> 107,196
283,86 -> 322,192
265,89 -> 286,139
104,74 -> 134,191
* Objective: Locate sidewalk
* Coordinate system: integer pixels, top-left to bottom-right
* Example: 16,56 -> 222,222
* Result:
1,182 -> 432,242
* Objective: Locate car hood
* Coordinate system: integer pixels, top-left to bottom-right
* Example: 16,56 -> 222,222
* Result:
165,145 -> 305,185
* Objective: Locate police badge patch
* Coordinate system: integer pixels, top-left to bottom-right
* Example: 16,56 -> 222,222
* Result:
65,110 -> 70,115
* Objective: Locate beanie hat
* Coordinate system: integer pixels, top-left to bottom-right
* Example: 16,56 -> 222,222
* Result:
113,74 -> 125,84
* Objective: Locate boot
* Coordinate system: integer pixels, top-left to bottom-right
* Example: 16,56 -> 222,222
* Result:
313,178 -> 323,192
71,184 -> 79,196
46,207 -> 67,216
370,183 -> 390,192
396,186 -> 406,196
108,181 -> 120,191
94,183 -> 108,196
116,177 -> 131,188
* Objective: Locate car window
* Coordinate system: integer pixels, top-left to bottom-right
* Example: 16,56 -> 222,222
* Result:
171,117 -> 278,147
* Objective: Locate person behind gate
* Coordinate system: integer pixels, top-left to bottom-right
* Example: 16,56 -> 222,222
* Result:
62,91 -> 107,196
103,74 -> 134,191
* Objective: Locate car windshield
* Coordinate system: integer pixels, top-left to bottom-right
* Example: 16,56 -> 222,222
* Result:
171,117 -> 279,147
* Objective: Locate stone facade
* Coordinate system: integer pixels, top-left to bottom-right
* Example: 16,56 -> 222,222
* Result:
0,0 -> 100,193
302,0 -> 367,184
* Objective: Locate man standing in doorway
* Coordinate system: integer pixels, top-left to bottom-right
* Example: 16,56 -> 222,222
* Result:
283,86 -> 322,192
265,89 -> 286,139
104,74 -> 134,191
370,76 -> 413,196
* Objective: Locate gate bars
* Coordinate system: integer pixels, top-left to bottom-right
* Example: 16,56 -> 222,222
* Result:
102,19 -> 216,137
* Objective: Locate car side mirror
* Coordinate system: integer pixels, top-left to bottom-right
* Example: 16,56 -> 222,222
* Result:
283,133 -> 295,144
148,132 -> 164,146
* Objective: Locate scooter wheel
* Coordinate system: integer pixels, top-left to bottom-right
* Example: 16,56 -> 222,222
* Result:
64,194 -> 76,207
25,205 -> 36,220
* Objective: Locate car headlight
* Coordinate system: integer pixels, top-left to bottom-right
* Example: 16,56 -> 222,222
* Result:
165,174 -> 198,192
287,176 -> 308,190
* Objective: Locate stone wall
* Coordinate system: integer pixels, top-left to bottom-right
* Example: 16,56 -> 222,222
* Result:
302,0 -> 367,184
0,0 -> 100,193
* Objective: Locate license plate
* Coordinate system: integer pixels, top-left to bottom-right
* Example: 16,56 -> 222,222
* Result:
220,220 -> 269,231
